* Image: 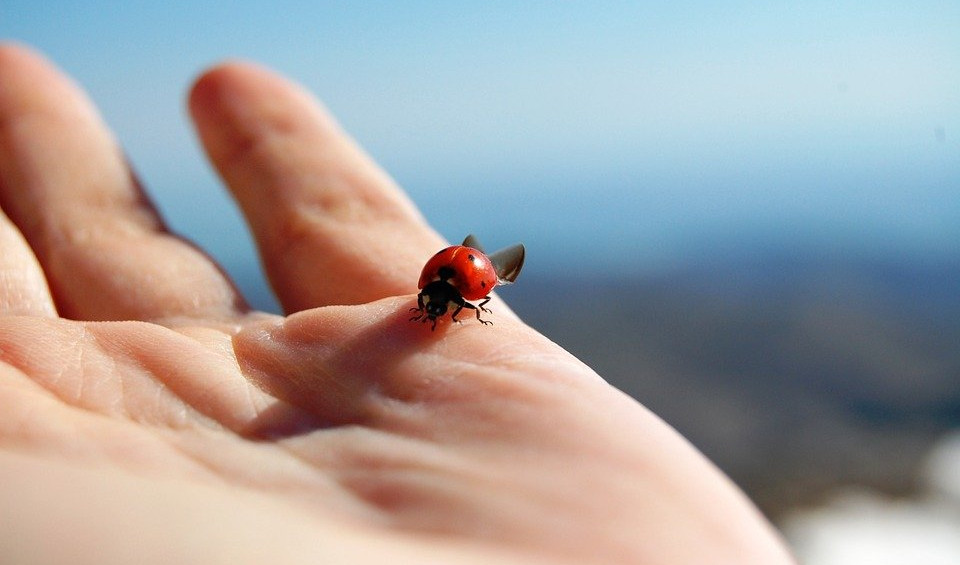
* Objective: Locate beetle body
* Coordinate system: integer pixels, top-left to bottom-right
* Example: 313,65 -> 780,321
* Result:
418,245 -> 498,301
410,235 -> 524,331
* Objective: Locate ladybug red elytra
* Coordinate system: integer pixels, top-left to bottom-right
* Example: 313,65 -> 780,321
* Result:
410,234 -> 525,330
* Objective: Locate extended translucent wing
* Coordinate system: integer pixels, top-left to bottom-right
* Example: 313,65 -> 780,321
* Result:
488,242 -> 525,284
461,234 -> 525,284
462,234 -> 485,253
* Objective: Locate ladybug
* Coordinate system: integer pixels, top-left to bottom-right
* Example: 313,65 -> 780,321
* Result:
410,234 -> 525,330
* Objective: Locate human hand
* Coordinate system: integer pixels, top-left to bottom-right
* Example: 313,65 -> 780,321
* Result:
0,44 -> 794,564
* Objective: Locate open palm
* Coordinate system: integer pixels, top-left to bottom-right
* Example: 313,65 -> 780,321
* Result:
0,44 -> 793,564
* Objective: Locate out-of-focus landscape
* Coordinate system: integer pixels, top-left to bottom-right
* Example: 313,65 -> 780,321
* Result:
5,2 -> 959,561
509,252 -> 960,519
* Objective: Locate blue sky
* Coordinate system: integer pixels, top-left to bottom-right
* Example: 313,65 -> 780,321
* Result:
3,2 -> 959,294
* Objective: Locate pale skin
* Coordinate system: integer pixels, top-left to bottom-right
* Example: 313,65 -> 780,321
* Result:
0,43 -> 796,564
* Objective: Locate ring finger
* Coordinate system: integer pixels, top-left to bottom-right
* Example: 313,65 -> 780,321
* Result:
0,44 -> 246,323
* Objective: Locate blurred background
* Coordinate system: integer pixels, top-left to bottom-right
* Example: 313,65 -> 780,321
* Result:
4,1 -> 959,561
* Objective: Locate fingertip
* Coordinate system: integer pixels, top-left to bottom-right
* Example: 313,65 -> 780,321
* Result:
188,61 -> 259,137
187,58 -> 332,180
188,60 -> 260,118
188,59 -> 323,129
0,43 -> 78,110
0,41 -> 43,72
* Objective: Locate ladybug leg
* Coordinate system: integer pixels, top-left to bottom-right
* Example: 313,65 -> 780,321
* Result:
474,304 -> 492,325
409,292 -> 426,321
458,300 -> 492,326
477,295 -> 492,313
450,294 -> 486,326
449,303 -> 466,324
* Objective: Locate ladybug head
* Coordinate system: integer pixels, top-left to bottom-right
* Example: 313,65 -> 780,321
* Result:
414,280 -> 463,328
424,298 -> 449,319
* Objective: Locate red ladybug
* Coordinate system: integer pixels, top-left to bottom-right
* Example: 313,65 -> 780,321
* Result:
410,234 -> 525,330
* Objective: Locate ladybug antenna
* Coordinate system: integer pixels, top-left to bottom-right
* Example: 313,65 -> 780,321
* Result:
461,234 -> 485,253
489,242 -> 525,284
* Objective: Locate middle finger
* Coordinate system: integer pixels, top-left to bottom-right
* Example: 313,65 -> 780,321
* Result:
189,62 -> 445,313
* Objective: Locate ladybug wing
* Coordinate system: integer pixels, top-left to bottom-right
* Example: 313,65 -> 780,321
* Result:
461,234 -> 485,253
488,242 -> 525,284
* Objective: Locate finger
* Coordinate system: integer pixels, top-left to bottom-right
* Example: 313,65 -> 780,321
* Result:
0,208 -> 56,316
233,297 -> 552,430
0,43 -> 246,323
189,62 -> 445,313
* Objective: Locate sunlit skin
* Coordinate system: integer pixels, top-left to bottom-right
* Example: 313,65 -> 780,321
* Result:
0,44 -> 796,564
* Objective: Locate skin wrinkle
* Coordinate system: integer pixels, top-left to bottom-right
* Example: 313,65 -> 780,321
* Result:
86,323 -> 210,428
287,427 -> 491,524
58,236 -> 240,322
1,139 -> 151,256
45,198 -> 163,251
109,332 -> 188,426
335,467 -> 486,528
157,426 -> 383,526
368,381 -> 466,437
58,323 -> 87,405
206,89 -> 305,184
475,346 -> 601,393
100,419 -> 234,482
228,314 -> 528,524
174,327 -> 260,410
262,207 -> 423,306
393,343 -> 558,408
232,347 -> 341,436
236,315 -> 368,418
158,430 -> 257,487
290,310 -> 531,415
99,428 -> 226,485
262,376 -> 676,548
194,376 -> 257,429
317,421 -> 632,555
212,130 -> 342,222
0,375 -> 215,483
113,396 -> 262,484
98,331 -> 125,417
0,359 -> 68,410
0,319 -> 237,433
150,376 -> 186,430
106,326 -> 195,423
122,330 -> 232,429
272,192 -> 409,251
334,342 -> 577,458
239,362 -> 263,424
